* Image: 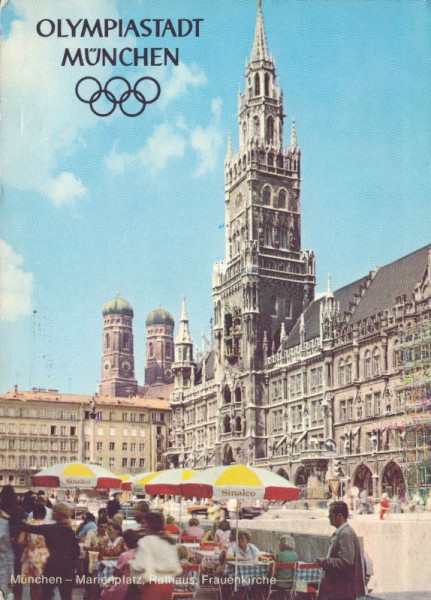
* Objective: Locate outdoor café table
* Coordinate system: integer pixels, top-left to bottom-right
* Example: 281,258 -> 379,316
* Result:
225,560 -> 273,587
189,548 -> 220,570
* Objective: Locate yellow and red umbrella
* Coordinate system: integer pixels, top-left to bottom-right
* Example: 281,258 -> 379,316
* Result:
180,464 -> 299,502
144,468 -> 197,496
32,461 -> 122,490
118,474 -> 135,492
130,471 -> 157,494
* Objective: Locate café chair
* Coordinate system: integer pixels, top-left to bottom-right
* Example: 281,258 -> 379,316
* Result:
200,541 -> 221,550
172,563 -> 201,599
267,562 -> 297,600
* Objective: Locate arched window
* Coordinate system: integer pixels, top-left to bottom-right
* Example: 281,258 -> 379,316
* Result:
266,116 -> 274,145
264,73 -> 270,96
223,415 -> 231,433
8,455 -> 16,467
235,388 -> 242,403
182,348 -> 188,361
270,295 -> 277,316
346,357 -> 353,384
50,456 -> 56,466
262,186 -> 271,205
253,116 -> 260,136
339,359 -> 346,386
19,455 -> 26,468
223,386 -> 231,404
165,343 -> 171,358
123,333 -> 129,349
264,225 -> 272,246
373,348 -> 381,376
278,190 -> 286,209
280,227 -> 288,248
40,456 -> 47,468
364,350 -> 372,379
235,416 -> 242,432
268,153 -> 274,166
105,333 -> 110,349
254,73 -> 260,96
149,342 -> 153,358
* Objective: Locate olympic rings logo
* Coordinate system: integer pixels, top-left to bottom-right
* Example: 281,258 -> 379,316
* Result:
75,76 -> 161,117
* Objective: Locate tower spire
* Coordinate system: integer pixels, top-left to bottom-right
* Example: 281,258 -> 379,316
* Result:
226,132 -> 233,159
291,119 -> 297,147
176,296 -> 192,344
327,272 -> 334,298
252,0 -> 269,61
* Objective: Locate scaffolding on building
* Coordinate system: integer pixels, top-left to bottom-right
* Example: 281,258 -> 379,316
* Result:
397,318 -> 431,503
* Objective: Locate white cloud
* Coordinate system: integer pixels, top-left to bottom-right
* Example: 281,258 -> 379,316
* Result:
106,124 -> 186,177
159,62 -> 207,108
0,0 -> 120,207
0,240 -> 34,321
105,143 -> 134,176
105,97 -> 223,178
190,96 -> 223,177
137,123 -> 186,175
46,172 -> 88,207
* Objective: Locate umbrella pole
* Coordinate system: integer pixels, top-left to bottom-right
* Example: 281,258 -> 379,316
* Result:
179,497 -> 182,532
234,501 -> 240,593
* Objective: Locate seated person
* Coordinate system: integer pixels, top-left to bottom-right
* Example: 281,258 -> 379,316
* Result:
76,512 -> 97,540
226,529 -> 263,562
177,545 -> 192,564
273,534 -> 298,591
180,518 -> 205,541
201,521 -> 218,542
100,529 -> 139,600
100,521 -> 126,559
215,519 -> 231,550
164,515 -> 180,535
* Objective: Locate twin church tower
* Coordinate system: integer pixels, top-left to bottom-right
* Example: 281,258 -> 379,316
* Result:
98,296 -> 175,397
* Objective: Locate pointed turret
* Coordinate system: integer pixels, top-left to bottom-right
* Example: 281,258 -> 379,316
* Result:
251,0 -> 269,62
291,119 -> 298,148
176,296 -> 192,345
327,273 -> 334,298
226,132 -> 233,160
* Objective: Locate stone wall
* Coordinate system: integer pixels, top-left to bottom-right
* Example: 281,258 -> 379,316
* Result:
245,512 -> 431,594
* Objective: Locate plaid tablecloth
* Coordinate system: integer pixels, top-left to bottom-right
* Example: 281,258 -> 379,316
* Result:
189,548 -> 220,569
226,561 -> 272,586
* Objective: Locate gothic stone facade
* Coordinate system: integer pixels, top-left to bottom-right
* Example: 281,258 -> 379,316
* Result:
166,2 -> 431,498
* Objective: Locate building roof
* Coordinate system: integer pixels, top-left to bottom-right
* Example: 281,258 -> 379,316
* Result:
349,244 -> 431,324
145,307 -> 174,327
285,244 -> 430,349
0,389 -> 171,410
286,297 -> 323,348
102,296 -> 134,317
195,350 -> 216,384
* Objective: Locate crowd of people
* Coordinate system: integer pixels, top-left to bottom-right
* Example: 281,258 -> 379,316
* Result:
0,483 -> 382,600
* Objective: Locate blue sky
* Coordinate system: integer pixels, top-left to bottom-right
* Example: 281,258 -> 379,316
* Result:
0,0 -> 430,394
